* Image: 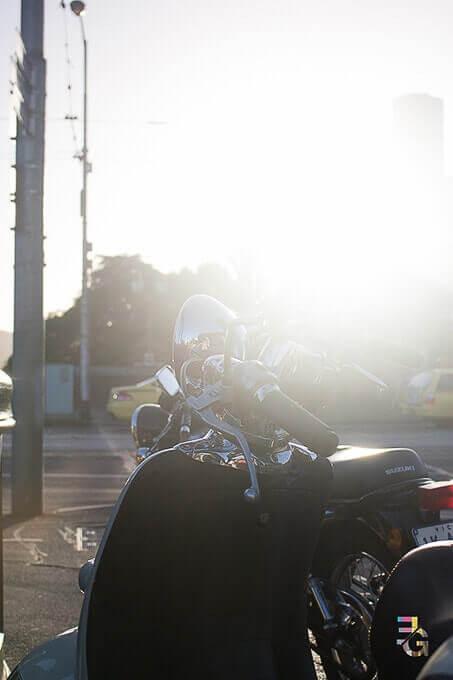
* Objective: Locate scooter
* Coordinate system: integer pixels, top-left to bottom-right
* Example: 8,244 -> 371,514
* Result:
10,348 -> 338,678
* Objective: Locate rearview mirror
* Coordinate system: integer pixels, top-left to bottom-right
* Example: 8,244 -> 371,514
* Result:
155,365 -> 181,397
79,558 -> 94,593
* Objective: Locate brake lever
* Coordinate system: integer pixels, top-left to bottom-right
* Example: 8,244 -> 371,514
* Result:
186,382 -> 261,503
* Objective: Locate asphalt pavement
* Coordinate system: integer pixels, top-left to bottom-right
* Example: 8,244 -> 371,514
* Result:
1,420 -> 453,673
1,425 -> 135,670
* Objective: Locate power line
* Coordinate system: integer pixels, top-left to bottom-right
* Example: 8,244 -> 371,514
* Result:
81,119 -> 168,125
0,117 -> 167,124
48,117 -> 167,125
0,117 -> 168,128
59,0 -> 81,157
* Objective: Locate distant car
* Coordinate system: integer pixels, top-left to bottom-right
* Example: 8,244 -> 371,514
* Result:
401,368 -> 453,419
106,376 -> 162,421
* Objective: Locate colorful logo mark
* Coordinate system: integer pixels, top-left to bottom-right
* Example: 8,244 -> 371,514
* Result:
397,616 -> 429,657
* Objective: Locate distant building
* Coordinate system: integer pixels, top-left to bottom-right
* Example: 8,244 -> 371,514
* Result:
391,94 -> 453,360
393,94 -> 444,180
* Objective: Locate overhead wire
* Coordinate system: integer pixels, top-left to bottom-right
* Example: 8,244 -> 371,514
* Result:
0,117 -> 167,125
59,0 -> 81,158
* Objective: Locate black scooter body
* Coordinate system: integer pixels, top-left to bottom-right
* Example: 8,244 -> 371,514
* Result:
138,404 -> 435,581
75,445 -> 332,679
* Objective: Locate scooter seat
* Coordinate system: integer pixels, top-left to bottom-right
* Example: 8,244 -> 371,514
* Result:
328,446 -> 428,500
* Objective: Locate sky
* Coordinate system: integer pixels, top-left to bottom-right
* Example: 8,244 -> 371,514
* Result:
2,0 -> 453,332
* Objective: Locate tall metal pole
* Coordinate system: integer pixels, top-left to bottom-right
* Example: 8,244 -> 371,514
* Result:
11,0 -> 46,517
79,17 -> 90,422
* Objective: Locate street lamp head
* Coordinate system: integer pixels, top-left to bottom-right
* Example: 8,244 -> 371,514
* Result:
70,1 -> 85,16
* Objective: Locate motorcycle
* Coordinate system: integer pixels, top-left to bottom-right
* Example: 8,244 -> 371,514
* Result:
132,294 -> 453,679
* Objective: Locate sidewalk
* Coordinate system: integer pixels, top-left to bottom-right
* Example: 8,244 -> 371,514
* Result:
3,506 -> 111,670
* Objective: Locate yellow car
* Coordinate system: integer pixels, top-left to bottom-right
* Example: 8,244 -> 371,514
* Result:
402,368 -> 453,419
106,376 -> 162,421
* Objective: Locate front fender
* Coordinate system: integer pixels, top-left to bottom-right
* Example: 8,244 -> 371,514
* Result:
10,628 -> 76,680
312,516 -> 395,578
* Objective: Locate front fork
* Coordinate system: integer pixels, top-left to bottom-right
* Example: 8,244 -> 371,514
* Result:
307,573 -> 374,675
309,575 -> 336,625
308,575 -> 355,630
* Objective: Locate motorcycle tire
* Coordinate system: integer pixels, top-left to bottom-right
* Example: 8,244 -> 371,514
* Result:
311,525 -> 396,680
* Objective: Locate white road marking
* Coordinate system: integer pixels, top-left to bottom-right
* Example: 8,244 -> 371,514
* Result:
75,527 -> 83,551
48,488 -> 123,494
2,451 -> 135,458
2,473 -> 128,479
58,525 -> 104,551
13,527 -> 48,564
58,526 -> 76,546
55,503 -> 114,514
3,538 -> 43,542
48,473 -> 128,479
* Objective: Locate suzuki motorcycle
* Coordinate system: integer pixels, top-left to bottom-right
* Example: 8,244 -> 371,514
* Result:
132,295 -> 453,679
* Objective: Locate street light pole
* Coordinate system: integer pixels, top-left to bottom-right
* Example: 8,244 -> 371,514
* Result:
70,1 -> 90,422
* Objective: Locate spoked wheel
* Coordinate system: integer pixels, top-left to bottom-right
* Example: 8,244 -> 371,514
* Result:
332,552 -> 389,611
312,552 -> 391,680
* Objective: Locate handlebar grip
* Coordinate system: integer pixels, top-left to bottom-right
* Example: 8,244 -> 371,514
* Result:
255,385 -> 339,457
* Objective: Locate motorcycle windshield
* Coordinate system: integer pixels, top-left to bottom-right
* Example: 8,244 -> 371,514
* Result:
172,294 -> 246,382
77,449 -> 331,680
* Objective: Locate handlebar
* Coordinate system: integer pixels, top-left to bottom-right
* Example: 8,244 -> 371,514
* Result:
184,357 -> 337,503
231,360 -> 339,457
253,384 -> 339,457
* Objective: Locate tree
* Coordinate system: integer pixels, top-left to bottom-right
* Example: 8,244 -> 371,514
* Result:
45,255 -> 241,366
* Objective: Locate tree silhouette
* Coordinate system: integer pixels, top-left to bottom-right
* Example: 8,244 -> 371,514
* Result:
45,255 -> 241,366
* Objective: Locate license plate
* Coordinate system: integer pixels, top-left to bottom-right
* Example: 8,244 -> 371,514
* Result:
412,522 -> 453,546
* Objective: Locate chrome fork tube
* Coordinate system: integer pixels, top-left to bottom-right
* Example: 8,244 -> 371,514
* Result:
308,575 -> 335,623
